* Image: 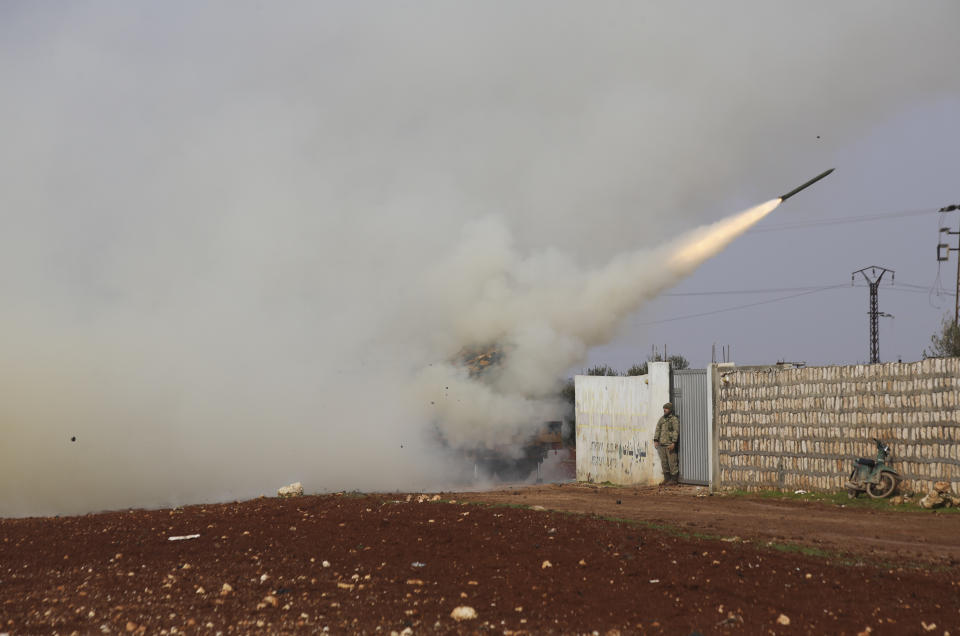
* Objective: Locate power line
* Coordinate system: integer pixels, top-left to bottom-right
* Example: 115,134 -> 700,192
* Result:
638,285 -> 846,325
662,285 -> 833,296
747,207 -> 933,233
643,280 -> 953,325
863,286 -> 955,297
853,282 -> 951,293
895,282 -> 948,290
663,281 -> 954,297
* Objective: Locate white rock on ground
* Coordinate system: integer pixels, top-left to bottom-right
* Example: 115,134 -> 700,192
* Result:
919,492 -> 943,509
450,606 -> 478,621
278,482 -> 304,498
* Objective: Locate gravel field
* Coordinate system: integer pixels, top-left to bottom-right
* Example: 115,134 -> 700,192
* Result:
1,486 -> 958,635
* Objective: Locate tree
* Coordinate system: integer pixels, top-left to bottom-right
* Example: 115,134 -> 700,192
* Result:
563,351 -> 690,406
560,364 -> 620,410
924,315 -> 960,358
561,352 -> 690,436
584,364 -> 620,376
624,353 -> 690,376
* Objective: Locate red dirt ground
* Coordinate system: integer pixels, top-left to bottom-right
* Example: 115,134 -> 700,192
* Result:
456,483 -> 960,566
1,485 -> 958,635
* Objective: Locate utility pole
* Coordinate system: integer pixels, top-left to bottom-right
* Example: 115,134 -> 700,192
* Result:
937,203 -> 960,326
851,266 -> 894,363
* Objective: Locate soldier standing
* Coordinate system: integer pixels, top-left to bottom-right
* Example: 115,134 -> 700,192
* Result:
654,402 -> 680,485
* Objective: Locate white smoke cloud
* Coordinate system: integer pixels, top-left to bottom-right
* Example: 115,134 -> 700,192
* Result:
1,3 -> 958,515
409,200 -> 782,456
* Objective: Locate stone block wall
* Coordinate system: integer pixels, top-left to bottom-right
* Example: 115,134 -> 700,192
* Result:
715,358 -> 960,495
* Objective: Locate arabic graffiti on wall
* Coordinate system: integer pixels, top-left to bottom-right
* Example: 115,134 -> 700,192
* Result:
575,363 -> 671,486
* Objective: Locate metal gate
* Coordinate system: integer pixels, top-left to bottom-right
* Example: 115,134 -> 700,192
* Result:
671,369 -> 709,485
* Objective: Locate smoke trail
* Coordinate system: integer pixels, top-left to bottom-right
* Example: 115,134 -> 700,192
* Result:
417,200 -> 782,454
0,195 -> 778,516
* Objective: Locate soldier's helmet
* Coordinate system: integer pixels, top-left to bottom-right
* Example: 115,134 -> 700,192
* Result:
663,402 -> 674,410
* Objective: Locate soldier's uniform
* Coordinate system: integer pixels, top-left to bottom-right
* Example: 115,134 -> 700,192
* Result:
654,403 -> 680,484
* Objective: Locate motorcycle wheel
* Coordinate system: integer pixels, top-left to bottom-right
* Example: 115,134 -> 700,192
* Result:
846,489 -> 859,499
866,472 -> 896,499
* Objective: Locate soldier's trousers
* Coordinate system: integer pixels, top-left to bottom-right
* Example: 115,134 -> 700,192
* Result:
657,445 -> 679,479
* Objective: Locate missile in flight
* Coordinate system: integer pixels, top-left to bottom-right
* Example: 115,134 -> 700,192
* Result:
779,168 -> 834,202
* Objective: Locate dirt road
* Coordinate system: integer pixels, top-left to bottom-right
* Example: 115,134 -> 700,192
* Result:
456,482 -> 960,566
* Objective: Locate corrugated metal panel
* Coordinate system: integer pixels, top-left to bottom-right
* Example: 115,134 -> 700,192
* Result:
672,369 -> 709,485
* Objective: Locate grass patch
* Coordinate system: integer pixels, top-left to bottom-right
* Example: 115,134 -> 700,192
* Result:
590,512 -> 923,569
483,502 -> 533,510
596,514 -> 724,542
764,541 -> 837,560
597,514 -> 884,567
453,500 -> 534,511
725,488 -> 960,513
418,494 -> 940,571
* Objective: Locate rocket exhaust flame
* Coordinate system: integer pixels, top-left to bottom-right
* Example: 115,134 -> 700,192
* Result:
669,169 -> 832,275
666,199 -> 782,272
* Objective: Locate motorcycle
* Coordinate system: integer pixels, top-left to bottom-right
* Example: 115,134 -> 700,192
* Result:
844,438 -> 899,499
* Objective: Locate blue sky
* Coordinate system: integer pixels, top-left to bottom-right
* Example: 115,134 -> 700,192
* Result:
590,96 -> 960,370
